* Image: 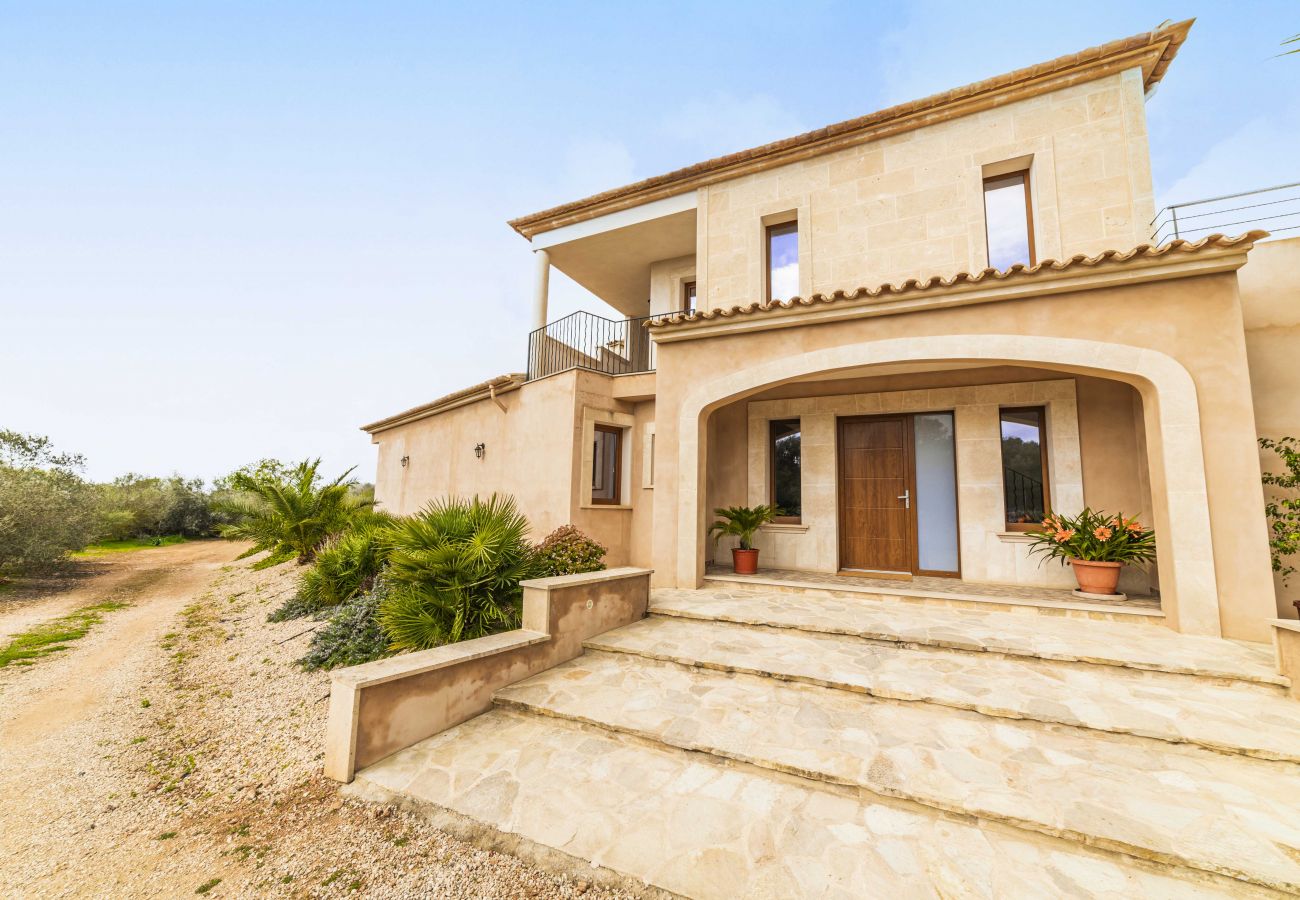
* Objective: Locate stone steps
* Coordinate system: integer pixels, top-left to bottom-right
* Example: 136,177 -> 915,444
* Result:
587,615 -> 1300,762
349,708 -> 1274,899
496,651 -> 1300,894
652,587 -> 1286,688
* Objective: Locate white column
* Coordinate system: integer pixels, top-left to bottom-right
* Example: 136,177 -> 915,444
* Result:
532,249 -> 551,330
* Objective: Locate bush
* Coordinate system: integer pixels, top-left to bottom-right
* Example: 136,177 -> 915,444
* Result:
531,525 -> 607,577
379,494 -> 540,651
298,582 -> 391,671
294,512 -> 395,612
215,458 -> 367,566
1261,436 -> 1300,583
0,431 -> 100,577
96,474 -> 217,541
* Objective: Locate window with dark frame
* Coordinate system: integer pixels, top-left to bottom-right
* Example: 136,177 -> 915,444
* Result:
1000,407 -> 1049,530
982,171 -> 1035,271
592,424 -> 622,505
683,280 -> 697,314
769,419 -> 802,522
766,221 -> 799,302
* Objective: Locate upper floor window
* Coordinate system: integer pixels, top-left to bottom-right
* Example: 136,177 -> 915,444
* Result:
770,419 -> 802,522
766,221 -> 799,302
683,280 -> 697,313
1000,407 -> 1048,530
983,172 -> 1035,270
592,424 -> 623,505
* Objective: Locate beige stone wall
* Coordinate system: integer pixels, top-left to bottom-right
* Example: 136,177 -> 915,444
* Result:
648,255 -> 696,318
370,369 -> 651,567
649,269 -> 1277,642
1238,237 -> 1300,619
697,68 -> 1154,312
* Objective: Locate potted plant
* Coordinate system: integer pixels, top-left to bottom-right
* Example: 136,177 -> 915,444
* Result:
708,504 -> 779,575
1027,508 -> 1156,597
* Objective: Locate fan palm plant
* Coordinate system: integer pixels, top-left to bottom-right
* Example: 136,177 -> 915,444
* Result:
216,459 -> 366,566
707,504 -> 779,550
295,510 -> 396,610
378,494 -> 541,651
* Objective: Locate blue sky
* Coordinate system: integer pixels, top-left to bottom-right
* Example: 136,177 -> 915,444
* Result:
2,1 -> 1296,482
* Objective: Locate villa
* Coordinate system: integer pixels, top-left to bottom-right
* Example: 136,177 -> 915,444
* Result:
330,20 -> 1300,898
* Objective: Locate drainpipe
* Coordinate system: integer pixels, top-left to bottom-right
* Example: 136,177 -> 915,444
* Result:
532,249 -> 551,330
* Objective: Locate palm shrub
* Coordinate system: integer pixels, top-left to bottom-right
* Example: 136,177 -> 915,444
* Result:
531,525 -> 607,577
216,459 -> 366,567
293,511 -> 396,612
707,504 -> 779,550
378,494 -> 541,651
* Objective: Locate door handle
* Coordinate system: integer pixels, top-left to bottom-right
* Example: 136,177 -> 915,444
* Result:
898,489 -> 910,509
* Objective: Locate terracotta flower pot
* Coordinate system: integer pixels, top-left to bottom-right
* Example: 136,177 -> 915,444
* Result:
732,548 -> 760,575
1069,559 -> 1122,595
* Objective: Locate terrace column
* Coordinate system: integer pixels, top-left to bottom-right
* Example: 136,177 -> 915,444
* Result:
532,249 -> 551,330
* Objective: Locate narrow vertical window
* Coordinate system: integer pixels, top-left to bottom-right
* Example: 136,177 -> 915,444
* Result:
983,172 -> 1035,270
766,221 -> 799,302
592,425 -> 622,505
683,280 -> 697,313
770,419 -> 802,522
1000,407 -> 1049,530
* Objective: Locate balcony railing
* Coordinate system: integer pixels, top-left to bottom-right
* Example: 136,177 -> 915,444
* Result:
526,310 -> 656,381
1150,181 -> 1300,245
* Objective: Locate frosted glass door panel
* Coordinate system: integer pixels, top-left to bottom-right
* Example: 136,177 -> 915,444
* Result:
913,413 -> 959,573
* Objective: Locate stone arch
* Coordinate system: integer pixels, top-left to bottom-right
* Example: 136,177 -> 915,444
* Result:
672,333 -> 1220,636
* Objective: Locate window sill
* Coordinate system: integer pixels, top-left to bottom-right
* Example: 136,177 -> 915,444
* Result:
761,523 -> 809,534
997,531 -> 1037,543
581,502 -> 633,511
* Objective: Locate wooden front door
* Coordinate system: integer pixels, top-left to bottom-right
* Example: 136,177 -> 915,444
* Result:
838,416 -> 912,573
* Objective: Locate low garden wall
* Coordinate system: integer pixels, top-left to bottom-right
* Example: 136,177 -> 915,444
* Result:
1274,620 -> 1300,700
323,566 -> 652,782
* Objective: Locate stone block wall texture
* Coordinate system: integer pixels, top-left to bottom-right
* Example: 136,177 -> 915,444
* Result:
696,69 -> 1155,313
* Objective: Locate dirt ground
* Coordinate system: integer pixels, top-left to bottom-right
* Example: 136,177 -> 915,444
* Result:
0,541 -> 630,899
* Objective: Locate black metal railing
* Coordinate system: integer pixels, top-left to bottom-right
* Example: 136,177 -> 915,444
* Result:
526,311 -> 656,381
1150,181 -> 1300,245
1004,467 -> 1045,526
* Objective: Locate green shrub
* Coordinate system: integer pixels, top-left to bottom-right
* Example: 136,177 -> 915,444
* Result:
1261,436 -> 1300,583
0,431 -> 100,577
298,582 -> 390,671
295,512 -> 395,611
378,494 -> 540,651
531,525 -> 607,577
215,459 -> 367,566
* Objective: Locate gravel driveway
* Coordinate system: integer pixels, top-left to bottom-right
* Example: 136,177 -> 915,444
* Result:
0,542 -> 631,899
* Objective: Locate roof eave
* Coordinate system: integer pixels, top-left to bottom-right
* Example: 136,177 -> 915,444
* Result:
508,19 -> 1193,241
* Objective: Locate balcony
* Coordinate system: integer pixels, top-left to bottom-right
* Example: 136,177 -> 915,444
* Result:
1150,181 -> 1300,244
526,311 -> 656,381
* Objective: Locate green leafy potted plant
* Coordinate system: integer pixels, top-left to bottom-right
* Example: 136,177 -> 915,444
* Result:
1026,508 -> 1156,597
708,504 -> 779,575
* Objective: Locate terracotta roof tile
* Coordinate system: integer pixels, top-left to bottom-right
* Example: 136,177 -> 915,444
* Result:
361,373 -> 526,434
645,231 -> 1268,330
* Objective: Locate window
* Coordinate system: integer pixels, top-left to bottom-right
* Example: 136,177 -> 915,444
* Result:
683,280 -> 697,314
592,424 -> 623,505
983,171 -> 1035,270
769,419 -> 802,521
1000,407 -> 1049,530
766,221 -> 799,302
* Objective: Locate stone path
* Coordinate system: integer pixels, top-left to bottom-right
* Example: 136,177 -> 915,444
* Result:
653,587 -> 1282,684
350,585 -> 1299,898
588,615 -> 1300,761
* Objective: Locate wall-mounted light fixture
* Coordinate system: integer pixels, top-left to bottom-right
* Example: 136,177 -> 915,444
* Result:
400,455 -> 409,468
474,442 -> 486,459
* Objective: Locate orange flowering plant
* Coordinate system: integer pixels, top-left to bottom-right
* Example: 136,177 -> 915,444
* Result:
1026,507 -> 1156,564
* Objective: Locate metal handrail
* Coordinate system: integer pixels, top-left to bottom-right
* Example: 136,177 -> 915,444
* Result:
1004,467 -> 1045,525
526,311 -> 657,381
1149,180 -> 1300,243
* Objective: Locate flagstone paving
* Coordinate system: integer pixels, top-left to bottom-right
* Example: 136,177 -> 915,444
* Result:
496,651 -> 1300,893
587,615 -> 1300,761
651,587 -> 1285,686
352,709 -> 1274,900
